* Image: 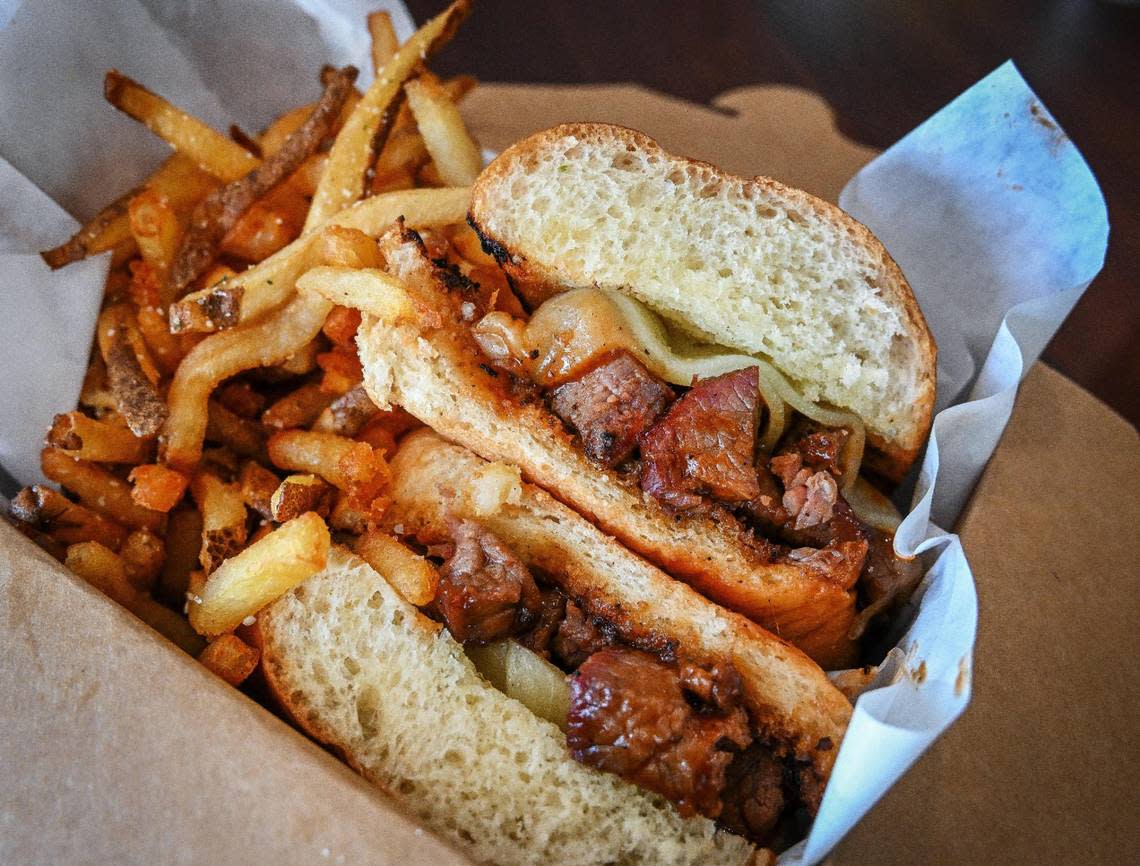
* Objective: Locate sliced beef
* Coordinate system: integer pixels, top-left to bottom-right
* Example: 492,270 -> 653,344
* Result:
435,520 -> 542,645
640,366 -> 763,512
777,419 -> 850,475
719,745 -> 788,841
552,599 -> 612,668
567,648 -> 752,819
549,350 -> 675,467
516,587 -> 567,657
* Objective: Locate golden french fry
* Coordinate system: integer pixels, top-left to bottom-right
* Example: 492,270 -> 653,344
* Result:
215,381 -> 267,418
120,527 -> 165,592
269,474 -> 334,522
41,448 -> 163,530
441,74 -> 477,102
10,484 -> 130,551
307,0 -> 471,228
206,399 -> 268,462
128,188 -> 183,280
368,10 -> 400,73
238,460 -> 280,521
104,70 -> 258,182
198,633 -> 261,685
354,530 -> 438,606
46,412 -> 152,464
267,429 -> 388,506
128,463 -> 190,513
327,490 -> 366,534
97,304 -> 167,438
220,183 -> 309,262
188,512 -> 330,636
314,386 -> 378,437
261,382 -> 337,431
190,471 -> 248,573
297,266 -> 417,322
404,76 -> 483,186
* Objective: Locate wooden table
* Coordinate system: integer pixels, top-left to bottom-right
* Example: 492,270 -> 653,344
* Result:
411,0 -> 1140,426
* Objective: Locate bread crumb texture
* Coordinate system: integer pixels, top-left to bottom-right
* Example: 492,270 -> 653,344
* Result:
261,547 -> 752,866
475,125 -> 931,445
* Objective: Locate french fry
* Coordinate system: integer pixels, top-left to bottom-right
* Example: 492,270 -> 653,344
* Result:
167,67 -> 357,299
206,399 -> 268,461
287,152 -> 327,197
188,511 -> 329,636
41,448 -> 163,530
10,484 -> 130,551
220,183 -> 309,262
79,355 -> 118,415
198,634 -> 260,685
442,74 -> 478,102
404,76 -> 483,186
104,70 -> 258,182
120,527 -> 165,592
238,460 -> 280,521
229,123 -> 263,158
328,490 -> 367,534
297,266 -> 417,323
168,279 -> 244,333
163,292 -> 332,471
354,530 -> 439,606
368,10 -> 399,73
315,347 -> 363,395
97,304 -> 168,438
314,386 -> 379,437
46,412 -> 152,464
128,188 -> 182,281
260,105 -> 313,155
322,305 -> 362,348
267,429 -> 389,508
64,540 -> 204,654
316,225 -> 384,269
269,474 -> 334,522
128,463 -> 190,513
214,381 -> 266,418
306,0 -> 471,228
373,125 -> 430,184
170,187 -> 468,333
261,382 -> 337,431
190,471 -> 248,573
156,507 -> 202,606
136,303 -> 186,374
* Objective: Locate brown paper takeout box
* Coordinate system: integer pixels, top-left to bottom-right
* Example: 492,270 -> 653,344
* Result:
2,84 -> 1137,866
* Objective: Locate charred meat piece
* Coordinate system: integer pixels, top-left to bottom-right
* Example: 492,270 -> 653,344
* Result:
551,599 -> 612,668
549,351 -> 675,467
640,366 -> 763,511
517,587 -> 567,657
777,419 -> 850,475
567,648 -> 752,819
436,520 -> 542,644
718,745 -> 788,841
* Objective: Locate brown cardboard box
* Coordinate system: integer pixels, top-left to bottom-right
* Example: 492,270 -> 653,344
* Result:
2,83 -> 1137,865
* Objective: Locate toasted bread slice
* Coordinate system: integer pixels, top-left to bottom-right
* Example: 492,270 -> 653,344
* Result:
386,429 -> 851,790
259,545 -> 756,866
468,123 -> 936,480
358,224 -> 861,668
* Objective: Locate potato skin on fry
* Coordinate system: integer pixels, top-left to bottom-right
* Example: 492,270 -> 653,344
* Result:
198,634 -> 260,686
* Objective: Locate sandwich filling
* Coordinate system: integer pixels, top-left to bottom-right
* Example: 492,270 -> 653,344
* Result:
416,516 -> 800,843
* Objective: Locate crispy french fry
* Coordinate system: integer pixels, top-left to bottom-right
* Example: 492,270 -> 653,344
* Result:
314,386 -> 379,437
47,412 -> 152,464
354,530 -> 438,606
168,279 -> 244,333
97,304 -> 168,438
190,471 -> 248,573
104,70 -> 258,182
121,527 -> 165,592
315,347 -> 363,395
156,507 -> 202,606
238,460 -> 280,521
353,417 -> 397,455
128,188 -> 182,280
317,225 -> 384,269
373,125 -> 430,182
198,633 -> 260,685
41,448 -> 163,530
368,10 -> 399,73
287,152 -> 327,197
206,399 -> 268,461
322,305 -> 362,348
79,355 -> 118,415
307,0 -> 471,228
136,303 -> 186,374
269,474 -> 334,522
163,292 -> 332,471
442,74 -> 478,102
10,484 -> 130,551
269,338 -> 322,378
297,266 -> 417,323
260,105 -> 313,155
404,76 -> 483,186
261,382 -> 337,431
267,429 -> 388,507
167,67 -> 357,299
215,381 -> 267,418
188,512 -> 329,636
128,463 -> 190,513
170,187 -> 468,333
229,123 -> 262,158
220,182 -> 309,262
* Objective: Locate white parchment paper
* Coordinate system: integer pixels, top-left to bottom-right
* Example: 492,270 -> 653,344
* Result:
0,3 -> 1110,862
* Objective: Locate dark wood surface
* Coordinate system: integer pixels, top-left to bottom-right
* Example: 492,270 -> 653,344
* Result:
411,0 -> 1140,426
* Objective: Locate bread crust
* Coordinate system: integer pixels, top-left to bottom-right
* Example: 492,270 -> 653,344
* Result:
469,122 -> 937,481
359,225 -> 860,668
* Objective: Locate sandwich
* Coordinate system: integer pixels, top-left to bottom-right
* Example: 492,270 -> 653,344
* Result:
354,128 -> 935,669
257,428 -> 853,865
